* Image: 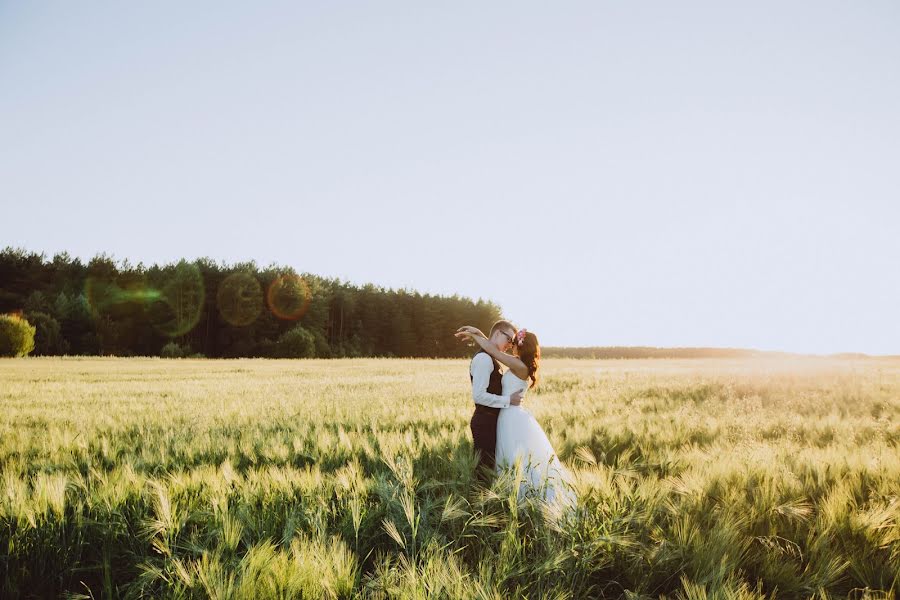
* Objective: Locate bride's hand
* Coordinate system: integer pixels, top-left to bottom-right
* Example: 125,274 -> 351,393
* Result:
456,325 -> 485,337
454,326 -> 486,344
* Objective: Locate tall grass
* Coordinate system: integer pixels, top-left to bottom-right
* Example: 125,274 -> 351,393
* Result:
0,357 -> 898,598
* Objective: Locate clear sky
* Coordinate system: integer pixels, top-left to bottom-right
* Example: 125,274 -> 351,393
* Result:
1,2 -> 898,354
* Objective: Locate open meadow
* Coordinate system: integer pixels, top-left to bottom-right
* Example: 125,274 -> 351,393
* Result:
1,357 -> 898,599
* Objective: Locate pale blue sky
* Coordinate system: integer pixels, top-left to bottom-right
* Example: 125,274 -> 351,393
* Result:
1,2 -> 898,354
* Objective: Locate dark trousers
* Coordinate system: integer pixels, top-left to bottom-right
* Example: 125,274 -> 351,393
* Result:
470,405 -> 500,482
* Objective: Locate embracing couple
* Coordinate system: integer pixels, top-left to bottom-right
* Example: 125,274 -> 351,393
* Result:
456,321 -> 575,507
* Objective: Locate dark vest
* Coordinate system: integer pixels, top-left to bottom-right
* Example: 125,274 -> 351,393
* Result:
470,350 -> 503,397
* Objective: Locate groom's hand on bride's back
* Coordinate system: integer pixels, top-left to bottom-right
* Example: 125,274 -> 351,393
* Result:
510,391 -> 524,406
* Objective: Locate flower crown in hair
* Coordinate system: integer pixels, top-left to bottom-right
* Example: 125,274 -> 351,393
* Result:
515,328 -> 527,346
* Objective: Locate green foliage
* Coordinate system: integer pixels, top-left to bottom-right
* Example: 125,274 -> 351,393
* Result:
25,311 -> 69,355
276,325 -> 316,358
0,247 -> 503,358
160,341 -> 188,358
0,358 -> 898,597
53,291 -> 99,355
0,313 -> 36,357
24,290 -> 51,314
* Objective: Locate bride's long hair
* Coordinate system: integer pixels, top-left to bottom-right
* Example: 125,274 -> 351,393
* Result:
517,331 -> 540,389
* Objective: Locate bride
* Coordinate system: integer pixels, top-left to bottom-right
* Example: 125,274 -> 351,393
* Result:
456,325 -> 575,507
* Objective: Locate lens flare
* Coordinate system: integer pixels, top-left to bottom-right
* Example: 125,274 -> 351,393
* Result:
83,264 -> 203,337
155,261 -> 205,337
128,289 -> 163,302
267,273 -> 311,321
84,277 -> 118,314
84,277 -> 163,313
217,272 -> 263,327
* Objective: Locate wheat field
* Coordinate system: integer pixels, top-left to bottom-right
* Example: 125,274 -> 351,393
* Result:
1,357 -> 898,599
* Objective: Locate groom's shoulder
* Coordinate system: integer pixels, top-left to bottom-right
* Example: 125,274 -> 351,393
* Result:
470,351 -> 494,369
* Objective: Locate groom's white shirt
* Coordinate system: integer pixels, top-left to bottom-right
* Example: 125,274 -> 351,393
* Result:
470,353 -> 511,408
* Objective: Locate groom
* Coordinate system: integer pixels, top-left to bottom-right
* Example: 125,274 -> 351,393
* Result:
468,320 -> 523,482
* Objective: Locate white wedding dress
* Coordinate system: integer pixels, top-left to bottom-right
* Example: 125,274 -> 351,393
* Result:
495,370 -> 576,507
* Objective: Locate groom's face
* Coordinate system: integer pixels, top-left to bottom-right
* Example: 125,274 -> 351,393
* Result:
493,328 -> 515,352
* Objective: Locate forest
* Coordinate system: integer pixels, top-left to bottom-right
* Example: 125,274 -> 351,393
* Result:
0,247 -> 502,358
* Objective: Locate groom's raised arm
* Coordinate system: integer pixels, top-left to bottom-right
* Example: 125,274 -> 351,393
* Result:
470,353 -> 510,409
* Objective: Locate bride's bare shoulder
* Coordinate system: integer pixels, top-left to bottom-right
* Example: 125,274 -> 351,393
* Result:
505,367 -> 530,382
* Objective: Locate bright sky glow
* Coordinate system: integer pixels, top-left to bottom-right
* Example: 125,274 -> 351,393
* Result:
1,2 -> 898,354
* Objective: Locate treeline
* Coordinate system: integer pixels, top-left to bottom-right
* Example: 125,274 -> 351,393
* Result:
542,346 -> 793,359
0,248 -> 502,358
